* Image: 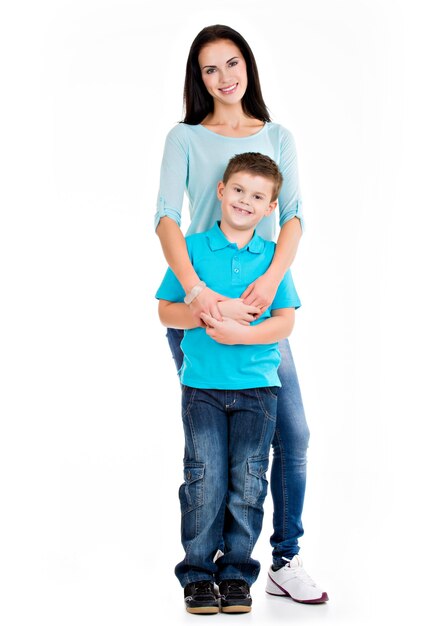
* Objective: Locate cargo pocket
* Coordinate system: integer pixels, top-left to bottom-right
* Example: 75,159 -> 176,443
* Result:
178,462 -> 205,515
244,456 -> 269,506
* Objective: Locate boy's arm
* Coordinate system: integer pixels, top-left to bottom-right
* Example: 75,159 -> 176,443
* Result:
200,308 -> 295,345
158,299 -> 202,330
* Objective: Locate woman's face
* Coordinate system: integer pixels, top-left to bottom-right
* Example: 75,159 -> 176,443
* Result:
198,39 -> 248,107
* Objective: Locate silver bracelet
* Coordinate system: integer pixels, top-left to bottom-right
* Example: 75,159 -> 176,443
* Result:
184,280 -> 206,305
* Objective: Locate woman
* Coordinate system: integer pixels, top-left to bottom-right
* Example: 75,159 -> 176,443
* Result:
155,24 -> 328,605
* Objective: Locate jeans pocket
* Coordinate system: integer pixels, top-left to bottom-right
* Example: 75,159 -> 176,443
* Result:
263,386 -> 279,400
255,388 -> 278,421
244,455 -> 269,506
181,386 -> 197,414
179,462 -> 205,515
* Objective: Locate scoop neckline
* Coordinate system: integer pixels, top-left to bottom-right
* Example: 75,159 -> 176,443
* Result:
197,122 -> 268,140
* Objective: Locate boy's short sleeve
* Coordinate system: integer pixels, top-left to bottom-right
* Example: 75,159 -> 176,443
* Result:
155,267 -> 186,303
271,270 -> 301,310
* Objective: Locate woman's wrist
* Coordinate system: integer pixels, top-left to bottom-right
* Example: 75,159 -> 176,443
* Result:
184,280 -> 207,305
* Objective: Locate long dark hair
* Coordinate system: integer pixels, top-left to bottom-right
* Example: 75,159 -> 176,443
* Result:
183,24 -> 271,125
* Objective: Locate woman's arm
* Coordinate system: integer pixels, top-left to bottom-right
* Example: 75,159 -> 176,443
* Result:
156,217 -> 200,293
241,217 -> 302,309
155,126 -> 226,320
155,127 -> 203,294
242,126 -> 303,310
200,308 -> 295,345
265,216 -> 302,284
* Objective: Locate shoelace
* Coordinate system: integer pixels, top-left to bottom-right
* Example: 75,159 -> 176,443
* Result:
281,558 -> 317,587
221,581 -> 248,597
192,581 -> 215,597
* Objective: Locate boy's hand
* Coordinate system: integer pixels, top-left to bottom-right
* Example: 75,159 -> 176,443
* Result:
200,313 -> 250,345
189,287 -> 227,322
218,299 -> 260,325
241,274 -> 279,316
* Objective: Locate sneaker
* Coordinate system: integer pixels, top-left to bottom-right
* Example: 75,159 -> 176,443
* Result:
266,555 -> 329,604
184,580 -> 219,614
219,579 -> 252,613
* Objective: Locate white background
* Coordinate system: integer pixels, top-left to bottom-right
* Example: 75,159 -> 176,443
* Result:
1,1 -> 430,624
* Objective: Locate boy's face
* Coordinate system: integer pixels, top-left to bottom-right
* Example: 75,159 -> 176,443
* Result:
217,171 -> 277,233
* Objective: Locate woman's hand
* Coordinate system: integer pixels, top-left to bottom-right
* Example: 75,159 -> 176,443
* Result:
200,313 -> 250,345
189,286 -> 227,321
241,273 -> 279,316
218,299 -> 261,325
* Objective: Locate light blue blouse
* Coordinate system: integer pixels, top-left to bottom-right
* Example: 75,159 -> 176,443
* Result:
154,122 -> 303,242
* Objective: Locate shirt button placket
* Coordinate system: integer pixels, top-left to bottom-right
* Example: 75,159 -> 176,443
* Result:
232,255 -> 241,284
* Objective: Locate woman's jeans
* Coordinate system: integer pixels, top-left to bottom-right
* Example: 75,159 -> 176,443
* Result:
175,386 -> 277,587
166,329 -> 310,570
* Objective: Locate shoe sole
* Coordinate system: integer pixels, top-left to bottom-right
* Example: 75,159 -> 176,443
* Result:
186,606 -> 219,614
221,605 -> 252,613
266,590 -> 329,604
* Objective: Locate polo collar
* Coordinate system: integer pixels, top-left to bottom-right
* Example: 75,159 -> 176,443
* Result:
206,222 -> 265,254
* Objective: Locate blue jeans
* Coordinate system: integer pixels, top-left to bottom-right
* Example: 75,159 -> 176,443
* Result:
166,328 -> 310,569
175,385 -> 278,587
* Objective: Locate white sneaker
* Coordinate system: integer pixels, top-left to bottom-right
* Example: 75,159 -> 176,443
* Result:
266,555 -> 329,604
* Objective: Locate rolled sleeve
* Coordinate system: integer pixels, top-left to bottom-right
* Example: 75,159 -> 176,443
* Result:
279,199 -> 304,231
154,195 -> 182,230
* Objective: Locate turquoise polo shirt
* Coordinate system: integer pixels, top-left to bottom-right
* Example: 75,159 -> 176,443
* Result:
156,222 -> 301,390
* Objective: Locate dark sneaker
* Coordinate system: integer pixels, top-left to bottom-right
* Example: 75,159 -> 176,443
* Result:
184,580 -> 219,614
219,579 -> 252,613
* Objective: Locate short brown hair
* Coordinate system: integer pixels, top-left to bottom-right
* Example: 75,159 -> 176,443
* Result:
222,152 -> 283,201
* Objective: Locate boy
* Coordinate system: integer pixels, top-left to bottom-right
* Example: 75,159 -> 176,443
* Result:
156,153 -> 301,614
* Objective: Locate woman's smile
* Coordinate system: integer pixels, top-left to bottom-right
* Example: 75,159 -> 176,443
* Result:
219,83 -> 239,95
